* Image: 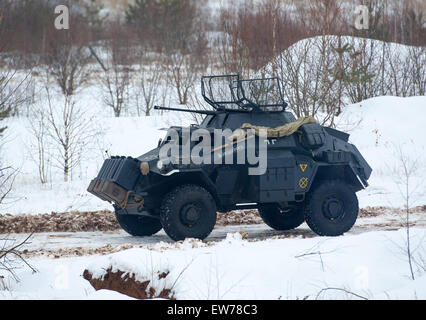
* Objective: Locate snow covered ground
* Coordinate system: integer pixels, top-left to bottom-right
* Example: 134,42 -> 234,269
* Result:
337,96 -> 426,208
0,209 -> 424,300
1,226 -> 426,300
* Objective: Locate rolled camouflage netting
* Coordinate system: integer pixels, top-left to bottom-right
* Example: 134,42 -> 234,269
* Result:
240,116 -> 318,138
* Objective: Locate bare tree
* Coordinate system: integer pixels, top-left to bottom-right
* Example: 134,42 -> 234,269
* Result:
126,0 -> 202,54
0,52 -> 30,207
269,34 -> 400,126
94,22 -> 134,117
385,44 -> 412,97
45,87 -> 96,182
0,70 -> 33,118
407,46 -> 426,96
304,0 -> 344,36
46,44 -> 91,97
217,1 -> 256,77
342,38 -> 381,103
40,25 -> 98,182
0,165 -> 18,206
135,60 -> 164,116
413,240 -> 426,276
166,52 -> 207,105
272,36 -> 344,126
100,62 -> 130,117
185,85 -> 214,124
217,0 -> 311,77
0,75 -> 11,136
27,104 -> 49,184
391,144 -> 424,280
0,234 -> 36,283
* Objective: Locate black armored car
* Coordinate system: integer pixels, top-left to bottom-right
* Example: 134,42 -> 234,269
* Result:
88,75 -> 372,241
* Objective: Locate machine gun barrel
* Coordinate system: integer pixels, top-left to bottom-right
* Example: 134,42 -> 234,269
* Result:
154,105 -> 217,115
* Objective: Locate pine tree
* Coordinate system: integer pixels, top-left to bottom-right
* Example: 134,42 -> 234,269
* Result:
81,0 -> 107,29
330,40 -> 375,104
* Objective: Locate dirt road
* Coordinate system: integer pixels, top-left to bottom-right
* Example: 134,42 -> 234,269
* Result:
7,211 -> 424,258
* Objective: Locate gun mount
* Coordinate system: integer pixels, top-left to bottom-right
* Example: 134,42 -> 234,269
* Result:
155,75 -> 288,116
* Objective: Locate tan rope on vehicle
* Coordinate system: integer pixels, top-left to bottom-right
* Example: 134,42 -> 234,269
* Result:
239,116 -> 317,138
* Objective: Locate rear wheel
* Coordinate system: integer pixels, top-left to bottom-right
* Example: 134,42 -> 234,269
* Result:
160,184 -> 217,241
304,180 -> 358,236
258,203 -> 305,231
115,206 -> 162,237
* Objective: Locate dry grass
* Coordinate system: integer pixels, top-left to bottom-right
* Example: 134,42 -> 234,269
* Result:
216,210 -> 263,226
0,209 -> 262,234
0,210 -> 119,234
1,205 -> 423,234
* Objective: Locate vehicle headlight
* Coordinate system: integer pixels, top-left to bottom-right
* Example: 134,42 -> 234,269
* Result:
140,162 -> 150,175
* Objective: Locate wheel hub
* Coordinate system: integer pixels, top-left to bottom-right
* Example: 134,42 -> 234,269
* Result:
180,204 -> 201,226
322,197 -> 344,220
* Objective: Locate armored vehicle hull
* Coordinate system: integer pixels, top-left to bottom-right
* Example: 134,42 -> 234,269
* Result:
88,75 -> 372,241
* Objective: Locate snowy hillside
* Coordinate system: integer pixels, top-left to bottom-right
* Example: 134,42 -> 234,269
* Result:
336,96 -> 426,208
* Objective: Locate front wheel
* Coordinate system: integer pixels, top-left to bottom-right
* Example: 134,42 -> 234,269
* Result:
115,206 -> 163,237
160,184 -> 217,241
258,203 -> 305,231
304,180 -> 359,236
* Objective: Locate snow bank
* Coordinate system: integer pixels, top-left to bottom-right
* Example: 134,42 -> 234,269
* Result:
83,259 -> 174,299
83,229 -> 426,300
337,96 -> 426,208
263,35 -> 415,73
4,228 -> 426,299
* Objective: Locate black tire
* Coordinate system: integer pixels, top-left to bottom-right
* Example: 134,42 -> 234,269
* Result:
258,203 -> 305,231
304,180 -> 359,236
115,207 -> 162,237
160,184 -> 217,241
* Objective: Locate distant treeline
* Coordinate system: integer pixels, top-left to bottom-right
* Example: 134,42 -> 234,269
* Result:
0,0 -> 425,72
